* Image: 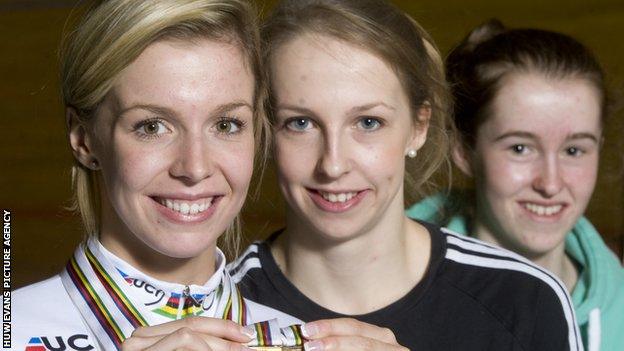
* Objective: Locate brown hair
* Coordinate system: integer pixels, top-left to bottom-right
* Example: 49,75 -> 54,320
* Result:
261,0 -> 453,199
61,0 -> 266,255
446,19 -> 607,150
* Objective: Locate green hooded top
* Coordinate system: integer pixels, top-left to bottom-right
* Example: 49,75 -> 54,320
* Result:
407,192 -> 624,351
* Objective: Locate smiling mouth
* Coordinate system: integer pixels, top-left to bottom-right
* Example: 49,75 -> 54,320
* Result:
154,197 -> 214,215
318,191 -> 358,203
307,188 -> 367,213
521,202 -> 565,216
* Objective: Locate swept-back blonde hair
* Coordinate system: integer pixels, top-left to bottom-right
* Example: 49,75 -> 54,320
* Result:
61,0 -> 268,255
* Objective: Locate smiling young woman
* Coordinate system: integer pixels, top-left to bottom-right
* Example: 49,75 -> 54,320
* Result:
11,1 -> 301,350
407,19 -> 624,351
229,1 -> 582,350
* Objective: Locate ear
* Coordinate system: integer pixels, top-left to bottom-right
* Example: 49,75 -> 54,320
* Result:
67,107 -> 98,169
452,142 -> 473,177
406,102 -> 431,153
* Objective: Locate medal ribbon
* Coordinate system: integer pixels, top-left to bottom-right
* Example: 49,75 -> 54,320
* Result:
249,319 -> 305,347
60,240 -> 247,350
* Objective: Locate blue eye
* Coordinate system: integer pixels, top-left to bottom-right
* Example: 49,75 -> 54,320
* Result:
358,117 -> 381,131
286,117 -> 313,131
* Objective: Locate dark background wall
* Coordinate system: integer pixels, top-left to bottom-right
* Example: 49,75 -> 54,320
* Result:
2,0 -> 623,289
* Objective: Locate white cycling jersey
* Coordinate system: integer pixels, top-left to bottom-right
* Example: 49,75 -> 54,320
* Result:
12,238 -> 301,351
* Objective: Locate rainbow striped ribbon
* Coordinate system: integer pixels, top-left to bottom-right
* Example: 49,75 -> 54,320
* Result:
249,319 -> 305,348
60,239 -> 247,350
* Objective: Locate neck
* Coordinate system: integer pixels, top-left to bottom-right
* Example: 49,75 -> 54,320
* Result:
531,246 -> 579,292
473,221 -> 578,292
273,201 -> 431,315
98,221 -> 216,287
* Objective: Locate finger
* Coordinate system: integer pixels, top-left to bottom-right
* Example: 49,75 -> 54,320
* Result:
193,333 -> 255,351
122,327 -> 212,351
301,318 -> 397,344
304,336 -> 409,351
123,328 -> 253,351
131,317 -> 253,342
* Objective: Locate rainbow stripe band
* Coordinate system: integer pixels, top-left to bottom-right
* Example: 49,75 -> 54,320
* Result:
66,258 -> 124,349
254,320 -> 273,346
85,247 -> 148,328
249,320 -> 305,348
62,240 -> 301,351
289,325 -> 303,346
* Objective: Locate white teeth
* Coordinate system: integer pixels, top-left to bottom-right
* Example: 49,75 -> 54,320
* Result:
158,197 -> 214,215
320,191 -> 357,203
524,203 -> 562,216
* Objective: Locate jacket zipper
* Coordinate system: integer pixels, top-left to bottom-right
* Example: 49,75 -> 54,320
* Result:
176,285 -> 190,320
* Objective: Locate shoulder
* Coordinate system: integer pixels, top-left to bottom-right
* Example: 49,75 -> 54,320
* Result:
12,275 -> 94,349
13,275 -> 68,315
569,217 -> 623,274
228,241 -> 263,283
437,228 -> 582,350
228,241 -> 274,301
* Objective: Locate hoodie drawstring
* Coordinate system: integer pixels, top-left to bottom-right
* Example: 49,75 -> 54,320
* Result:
588,308 -> 601,351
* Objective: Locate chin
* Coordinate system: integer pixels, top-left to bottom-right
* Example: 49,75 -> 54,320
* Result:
307,220 -> 366,243
514,230 -> 568,258
142,232 -> 219,259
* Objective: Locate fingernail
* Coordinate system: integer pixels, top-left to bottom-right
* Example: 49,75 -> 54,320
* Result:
241,325 -> 256,339
301,322 -> 319,338
304,340 -> 323,351
241,346 -> 254,351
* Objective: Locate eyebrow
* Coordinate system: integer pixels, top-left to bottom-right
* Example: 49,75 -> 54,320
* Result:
276,101 -> 395,115
118,101 -> 252,118
347,102 -> 396,114
494,131 -> 599,143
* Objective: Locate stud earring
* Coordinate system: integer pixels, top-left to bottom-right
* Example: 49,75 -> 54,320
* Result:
407,149 -> 417,158
90,159 -> 99,170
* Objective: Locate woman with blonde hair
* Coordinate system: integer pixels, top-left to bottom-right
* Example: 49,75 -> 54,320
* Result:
230,1 -> 582,350
13,1 -> 301,350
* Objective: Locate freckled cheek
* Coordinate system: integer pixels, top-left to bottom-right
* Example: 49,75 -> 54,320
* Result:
358,144 -> 404,181
221,148 -> 255,194
103,144 -> 169,193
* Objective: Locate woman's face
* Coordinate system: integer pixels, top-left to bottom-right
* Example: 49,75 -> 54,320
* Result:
271,35 -> 428,241
84,39 -> 255,259
468,73 -> 601,258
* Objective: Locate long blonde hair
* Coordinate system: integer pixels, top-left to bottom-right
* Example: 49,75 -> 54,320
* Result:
61,0 -> 267,255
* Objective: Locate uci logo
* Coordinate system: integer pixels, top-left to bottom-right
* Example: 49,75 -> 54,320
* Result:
25,334 -> 94,351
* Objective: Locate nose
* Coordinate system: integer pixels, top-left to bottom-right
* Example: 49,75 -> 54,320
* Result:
315,132 -> 352,180
532,155 -> 564,198
169,134 -> 214,184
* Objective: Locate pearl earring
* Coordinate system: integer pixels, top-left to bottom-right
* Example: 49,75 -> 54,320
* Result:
407,149 -> 417,158
90,160 -> 99,169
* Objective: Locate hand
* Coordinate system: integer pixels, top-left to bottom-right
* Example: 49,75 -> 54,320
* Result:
300,318 -> 409,351
121,316 -> 255,351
